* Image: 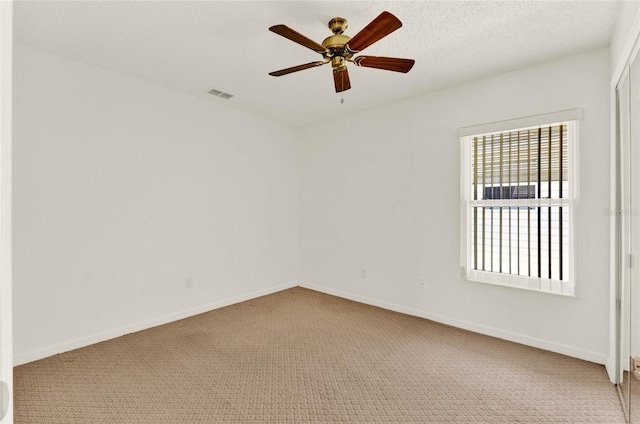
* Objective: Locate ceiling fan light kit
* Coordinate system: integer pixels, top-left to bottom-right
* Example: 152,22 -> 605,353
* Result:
268,11 -> 415,94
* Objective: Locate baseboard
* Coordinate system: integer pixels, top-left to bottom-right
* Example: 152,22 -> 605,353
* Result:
298,281 -> 608,366
16,281 -> 608,368
605,356 -> 617,384
14,281 -> 298,366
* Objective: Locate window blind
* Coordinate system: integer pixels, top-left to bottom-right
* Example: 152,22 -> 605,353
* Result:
463,122 -> 575,295
472,126 -> 568,186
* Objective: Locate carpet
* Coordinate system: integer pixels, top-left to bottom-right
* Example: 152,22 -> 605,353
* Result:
14,287 -> 624,423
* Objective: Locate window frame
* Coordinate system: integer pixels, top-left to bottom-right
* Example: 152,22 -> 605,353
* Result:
459,110 -> 581,296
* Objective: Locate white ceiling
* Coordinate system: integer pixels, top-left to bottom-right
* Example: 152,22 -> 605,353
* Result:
14,1 -> 620,127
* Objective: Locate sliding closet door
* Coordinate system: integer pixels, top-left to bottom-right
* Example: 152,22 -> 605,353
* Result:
629,48 -> 640,424
617,42 -> 640,423
617,62 -> 632,421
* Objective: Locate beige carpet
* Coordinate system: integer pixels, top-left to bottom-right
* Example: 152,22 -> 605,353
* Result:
14,287 -> 624,423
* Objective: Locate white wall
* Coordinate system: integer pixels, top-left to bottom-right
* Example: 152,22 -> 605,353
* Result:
0,2 -> 12,422
13,44 -> 300,364
13,42 -> 612,368
299,48 -> 611,364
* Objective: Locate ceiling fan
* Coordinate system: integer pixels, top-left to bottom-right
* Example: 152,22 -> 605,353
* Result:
268,11 -> 415,93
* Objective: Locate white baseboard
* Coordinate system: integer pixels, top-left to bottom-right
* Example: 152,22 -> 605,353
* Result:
605,356 -> 617,384
16,281 -> 609,369
298,281 -> 609,366
14,282 -> 298,366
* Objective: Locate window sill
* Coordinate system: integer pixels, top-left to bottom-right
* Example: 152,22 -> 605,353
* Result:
466,270 -> 576,297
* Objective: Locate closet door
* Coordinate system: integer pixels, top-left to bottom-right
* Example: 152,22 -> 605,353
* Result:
629,47 -> 640,424
618,42 -> 640,423
617,61 -> 631,422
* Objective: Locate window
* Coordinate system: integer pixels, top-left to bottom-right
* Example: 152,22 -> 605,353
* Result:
460,112 -> 579,296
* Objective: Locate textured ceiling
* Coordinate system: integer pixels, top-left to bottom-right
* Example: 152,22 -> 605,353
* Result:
14,1 -> 620,127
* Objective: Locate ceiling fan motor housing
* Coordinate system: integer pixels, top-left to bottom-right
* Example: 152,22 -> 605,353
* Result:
322,34 -> 352,69
323,18 -> 355,70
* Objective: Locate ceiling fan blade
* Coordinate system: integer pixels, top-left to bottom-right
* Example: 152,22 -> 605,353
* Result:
269,25 -> 327,53
269,61 -> 327,77
333,68 -> 351,93
346,11 -> 402,53
353,56 -> 415,73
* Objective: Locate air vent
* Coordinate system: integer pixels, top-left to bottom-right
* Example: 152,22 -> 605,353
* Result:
207,88 -> 234,100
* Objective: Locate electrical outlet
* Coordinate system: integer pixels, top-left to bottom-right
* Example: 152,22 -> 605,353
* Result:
420,277 -> 426,289
360,269 -> 367,279
185,277 -> 193,289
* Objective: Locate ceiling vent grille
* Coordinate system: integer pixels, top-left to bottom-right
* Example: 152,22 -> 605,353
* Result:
207,88 -> 234,100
